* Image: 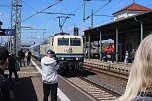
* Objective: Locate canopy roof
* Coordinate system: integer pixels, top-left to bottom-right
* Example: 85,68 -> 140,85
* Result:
84,11 -> 152,41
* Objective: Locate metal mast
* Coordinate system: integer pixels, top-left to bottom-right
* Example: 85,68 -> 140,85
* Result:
11,0 -> 22,55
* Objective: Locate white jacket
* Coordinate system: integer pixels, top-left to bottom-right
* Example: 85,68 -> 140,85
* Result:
41,56 -> 59,84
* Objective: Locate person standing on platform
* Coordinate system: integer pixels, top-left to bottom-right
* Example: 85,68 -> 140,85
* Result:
104,52 -> 108,62
18,48 -> 26,67
8,54 -> 19,83
124,51 -> 129,65
111,52 -> 115,63
0,47 -> 14,101
41,49 -> 59,101
118,34 -> 152,101
25,49 -> 32,66
130,49 -> 135,63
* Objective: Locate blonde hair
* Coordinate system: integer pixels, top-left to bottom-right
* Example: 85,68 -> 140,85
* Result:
118,34 -> 152,101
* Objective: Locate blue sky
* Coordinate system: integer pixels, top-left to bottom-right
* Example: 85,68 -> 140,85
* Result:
0,0 -> 152,45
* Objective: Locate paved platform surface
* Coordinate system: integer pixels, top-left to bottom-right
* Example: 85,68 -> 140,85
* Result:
4,58 -> 128,101
5,59 -> 94,101
5,64 -> 46,101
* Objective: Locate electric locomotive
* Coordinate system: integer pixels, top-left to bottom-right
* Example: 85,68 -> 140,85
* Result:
40,32 -> 84,73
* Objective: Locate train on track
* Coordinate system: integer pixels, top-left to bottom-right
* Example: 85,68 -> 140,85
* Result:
30,32 -> 84,73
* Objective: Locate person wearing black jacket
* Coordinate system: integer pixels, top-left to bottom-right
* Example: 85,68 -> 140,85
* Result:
8,54 -> 19,83
0,47 -> 14,101
18,48 -> 25,67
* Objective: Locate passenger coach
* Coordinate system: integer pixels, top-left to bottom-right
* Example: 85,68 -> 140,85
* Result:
29,44 -> 41,60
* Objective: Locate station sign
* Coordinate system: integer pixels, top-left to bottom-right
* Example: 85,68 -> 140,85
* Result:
0,29 -> 16,36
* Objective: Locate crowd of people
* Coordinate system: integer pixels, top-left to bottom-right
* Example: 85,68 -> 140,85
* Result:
18,48 -> 32,67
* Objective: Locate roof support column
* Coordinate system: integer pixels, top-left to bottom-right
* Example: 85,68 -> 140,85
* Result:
88,33 -> 91,59
134,17 -> 143,42
84,35 -> 87,59
99,30 -> 102,61
140,22 -> 143,42
116,27 -> 119,63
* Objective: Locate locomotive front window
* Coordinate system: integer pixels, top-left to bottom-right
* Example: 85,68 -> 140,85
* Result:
70,38 -> 81,46
58,38 -> 69,46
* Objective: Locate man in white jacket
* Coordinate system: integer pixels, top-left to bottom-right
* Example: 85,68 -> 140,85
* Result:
41,49 -> 59,101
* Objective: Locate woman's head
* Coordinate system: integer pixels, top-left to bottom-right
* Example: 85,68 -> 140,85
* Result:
133,34 -> 152,87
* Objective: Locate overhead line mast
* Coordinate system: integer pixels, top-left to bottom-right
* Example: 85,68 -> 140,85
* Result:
11,0 -> 22,55
10,0 -> 62,55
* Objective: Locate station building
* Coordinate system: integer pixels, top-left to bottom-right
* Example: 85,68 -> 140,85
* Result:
84,2 -> 152,62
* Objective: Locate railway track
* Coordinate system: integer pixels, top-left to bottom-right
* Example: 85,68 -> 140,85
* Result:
64,76 -> 120,101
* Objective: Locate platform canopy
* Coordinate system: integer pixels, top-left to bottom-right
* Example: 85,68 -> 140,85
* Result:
84,11 -> 152,41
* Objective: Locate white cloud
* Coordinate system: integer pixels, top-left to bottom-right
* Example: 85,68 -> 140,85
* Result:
0,13 -> 3,16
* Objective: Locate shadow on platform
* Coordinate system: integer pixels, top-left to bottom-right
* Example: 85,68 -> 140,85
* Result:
9,77 -> 38,101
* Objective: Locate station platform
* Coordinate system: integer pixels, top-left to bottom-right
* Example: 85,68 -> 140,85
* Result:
84,59 -> 132,67
5,59 -> 96,101
4,58 -> 131,101
6,64 -> 44,101
84,59 -> 132,75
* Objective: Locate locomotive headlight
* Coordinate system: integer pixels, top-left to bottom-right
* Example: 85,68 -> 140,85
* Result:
79,57 -> 82,60
61,57 -> 64,60
76,57 -> 79,60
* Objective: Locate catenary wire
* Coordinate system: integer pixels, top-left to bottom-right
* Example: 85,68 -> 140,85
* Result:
84,0 -> 112,20
21,0 -> 62,22
22,0 -> 37,12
